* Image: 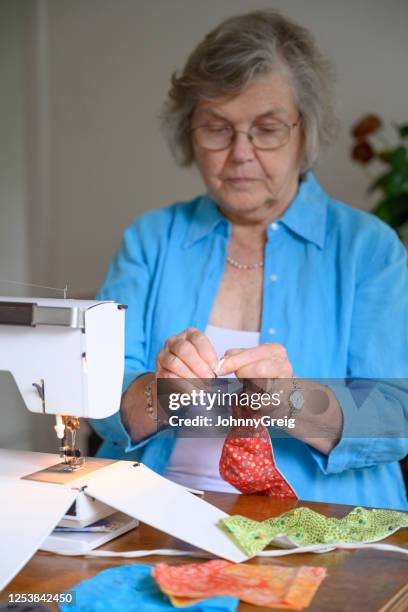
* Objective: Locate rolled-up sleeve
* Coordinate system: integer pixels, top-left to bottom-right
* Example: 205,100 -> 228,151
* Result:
311,225 -> 408,474
311,380 -> 408,474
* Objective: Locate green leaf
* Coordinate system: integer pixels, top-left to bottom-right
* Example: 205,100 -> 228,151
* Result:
369,167 -> 408,198
390,146 -> 408,173
374,203 -> 393,224
377,150 -> 393,163
389,173 -> 408,197
368,171 -> 391,194
373,194 -> 408,228
396,123 -> 408,139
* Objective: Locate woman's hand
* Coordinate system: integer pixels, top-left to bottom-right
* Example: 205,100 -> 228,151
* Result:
218,343 -> 293,381
219,343 -> 343,454
156,327 -> 218,378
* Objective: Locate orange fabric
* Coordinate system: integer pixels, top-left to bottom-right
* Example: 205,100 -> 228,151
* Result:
153,560 -> 327,610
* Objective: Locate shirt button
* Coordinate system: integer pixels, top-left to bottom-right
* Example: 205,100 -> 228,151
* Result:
268,327 -> 276,336
270,222 -> 279,231
270,274 -> 278,282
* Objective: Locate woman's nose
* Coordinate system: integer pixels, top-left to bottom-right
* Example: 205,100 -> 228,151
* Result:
229,131 -> 255,163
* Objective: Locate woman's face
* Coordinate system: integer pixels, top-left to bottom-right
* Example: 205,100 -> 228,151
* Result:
191,72 -> 304,223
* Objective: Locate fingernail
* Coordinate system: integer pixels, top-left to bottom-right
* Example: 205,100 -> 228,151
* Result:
214,358 -> 225,376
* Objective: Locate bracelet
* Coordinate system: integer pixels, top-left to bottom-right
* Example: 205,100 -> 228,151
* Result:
288,376 -> 305,419
144,379 -> 155,419
144,379 -> 168,426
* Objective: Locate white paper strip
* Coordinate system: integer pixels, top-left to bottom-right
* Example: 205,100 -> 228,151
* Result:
54,541 -> 408,558
0,477 -> 77,591
57,548 -> 214,559
257,542 -> 408,556
0,449 -> 62,478
82,461 -> 249,563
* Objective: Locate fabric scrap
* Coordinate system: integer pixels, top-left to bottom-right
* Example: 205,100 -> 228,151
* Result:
218,506 -> 408,556
59,564 -> 238,612
219,404 -> 297,498
152,560 -> 326,610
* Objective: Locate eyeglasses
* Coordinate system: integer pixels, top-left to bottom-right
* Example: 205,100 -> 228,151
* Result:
191,115 -> 301,151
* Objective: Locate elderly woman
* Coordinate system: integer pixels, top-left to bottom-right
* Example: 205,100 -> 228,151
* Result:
91,10 -> 408,509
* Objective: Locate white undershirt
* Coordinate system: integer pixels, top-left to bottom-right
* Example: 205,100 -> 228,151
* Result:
164,324 -> 261,493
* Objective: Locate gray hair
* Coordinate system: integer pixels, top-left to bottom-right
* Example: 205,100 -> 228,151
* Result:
161,9 -> 337,172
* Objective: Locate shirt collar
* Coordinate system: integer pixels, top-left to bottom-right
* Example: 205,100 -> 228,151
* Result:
184,172 -> 328,249
278,172 -> 328,249
183,194 -> 227,247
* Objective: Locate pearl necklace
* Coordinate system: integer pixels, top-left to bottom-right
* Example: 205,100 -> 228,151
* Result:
227,256 -> 264,270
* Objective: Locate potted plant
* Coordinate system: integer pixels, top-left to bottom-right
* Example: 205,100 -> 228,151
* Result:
351,114 -> 408,243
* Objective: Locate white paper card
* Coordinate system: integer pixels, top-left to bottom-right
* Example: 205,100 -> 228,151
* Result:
0,449 -> 62,478
0,477 -> 77,591
84,461 -> 249,563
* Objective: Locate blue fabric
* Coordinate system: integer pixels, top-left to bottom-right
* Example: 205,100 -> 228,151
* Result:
60,564 -> 238,612
90,172 -> 408,510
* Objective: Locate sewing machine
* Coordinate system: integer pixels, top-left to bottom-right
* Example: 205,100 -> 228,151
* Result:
0,296 -> 131,533
0,296 -> 125,468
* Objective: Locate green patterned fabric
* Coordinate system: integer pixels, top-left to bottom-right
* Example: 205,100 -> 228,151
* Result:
218,507 -> 408,556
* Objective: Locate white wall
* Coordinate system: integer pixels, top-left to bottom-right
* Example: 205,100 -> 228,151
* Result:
41,0 -> 408,296
0,0 -> 33,450
0,0 -> 29,293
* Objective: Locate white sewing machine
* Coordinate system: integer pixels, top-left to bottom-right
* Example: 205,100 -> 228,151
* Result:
0,296 -> 130,530
0,296 -> 126,468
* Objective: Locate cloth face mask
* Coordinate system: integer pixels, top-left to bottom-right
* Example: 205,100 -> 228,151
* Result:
218,506 -> 408,556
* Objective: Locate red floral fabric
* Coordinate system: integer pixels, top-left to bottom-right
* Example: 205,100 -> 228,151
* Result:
219,404 -> 297,498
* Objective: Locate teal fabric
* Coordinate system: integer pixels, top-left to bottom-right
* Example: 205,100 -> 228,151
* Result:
90,173 -> 408,510
60,564 -> 238,611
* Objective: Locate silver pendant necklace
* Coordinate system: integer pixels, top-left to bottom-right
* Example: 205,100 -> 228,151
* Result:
227,256 -> 264,270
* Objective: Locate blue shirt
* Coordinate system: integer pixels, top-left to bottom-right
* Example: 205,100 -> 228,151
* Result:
91,173 -> 408,510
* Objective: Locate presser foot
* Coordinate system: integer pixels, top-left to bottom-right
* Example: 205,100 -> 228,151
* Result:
59,451 -> 85,472
58,415 -> 85,471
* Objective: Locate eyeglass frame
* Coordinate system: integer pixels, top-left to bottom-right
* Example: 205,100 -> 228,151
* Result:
190,114 -> 302,152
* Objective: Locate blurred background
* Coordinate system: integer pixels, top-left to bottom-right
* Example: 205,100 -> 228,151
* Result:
1,0 -> 407,453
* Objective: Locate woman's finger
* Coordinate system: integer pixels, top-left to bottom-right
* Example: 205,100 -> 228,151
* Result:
169,336 -> 215,378
165,328 -> 217,376
186,328 -> 219,372
156,367 -> 208,397
236,358 -> 293,379
156,367 -> 178,378
220,344 -> 287,375
222,348 -> 246,357
157,351 -> 199,378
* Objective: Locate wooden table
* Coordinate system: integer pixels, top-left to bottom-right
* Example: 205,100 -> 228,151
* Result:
2,494 -> 407,611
